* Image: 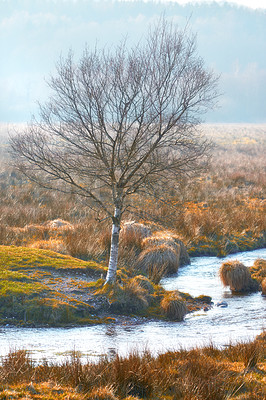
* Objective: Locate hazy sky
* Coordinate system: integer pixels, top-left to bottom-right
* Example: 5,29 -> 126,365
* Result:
1,0 -> 266,123
129,0 -> 266,8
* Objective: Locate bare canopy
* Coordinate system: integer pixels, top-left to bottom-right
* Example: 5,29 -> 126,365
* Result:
10,19 -> 219,283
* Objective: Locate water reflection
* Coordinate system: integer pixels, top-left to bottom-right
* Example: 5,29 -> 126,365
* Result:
105,325 -> 117,337
0,248 -> 265,362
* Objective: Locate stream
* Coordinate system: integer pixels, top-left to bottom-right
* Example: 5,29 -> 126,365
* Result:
0,248 -> 265,362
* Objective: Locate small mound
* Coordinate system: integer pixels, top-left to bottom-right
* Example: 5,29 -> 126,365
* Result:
45,219 -> 73,229
250,258 -> 266,284
142,231 -> 190,267
142,232 -> 180,253
29,239 -> 69,255
120,221 -> 152,248
132,275 -> 155,294
136,244 -> 179,281
160,291 -> 188,321
99,280 -> 149,314
219,260 -> 259,292
0,245 -> 105,326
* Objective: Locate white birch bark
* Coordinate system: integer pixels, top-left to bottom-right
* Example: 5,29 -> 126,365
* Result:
105,207 -> 121,283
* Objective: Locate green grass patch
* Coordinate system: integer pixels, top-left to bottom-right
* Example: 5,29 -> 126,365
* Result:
0,245 -> 105,274
188,231 -> 265,257
0,245 -> 106,326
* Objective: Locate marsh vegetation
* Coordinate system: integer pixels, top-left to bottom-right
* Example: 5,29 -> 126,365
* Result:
0,123 -> 265,398
1,123 -> 265,260
0,123 -> 265,326
0,333 -> 265,400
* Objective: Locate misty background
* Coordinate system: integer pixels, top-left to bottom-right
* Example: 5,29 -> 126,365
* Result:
0,0 -> 265,123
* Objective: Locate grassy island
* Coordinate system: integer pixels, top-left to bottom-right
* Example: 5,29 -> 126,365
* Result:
0,245 -> 214,326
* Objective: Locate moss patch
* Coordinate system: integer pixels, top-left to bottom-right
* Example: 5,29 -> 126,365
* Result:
187,231 -> 265,257
0,245 -> 105,275
0,245 -> 212,326
0,245 -> 106,326
250,259 -> 266,284
93,279 -> 211,321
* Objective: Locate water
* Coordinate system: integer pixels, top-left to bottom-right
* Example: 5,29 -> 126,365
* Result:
0,249 -> 265,362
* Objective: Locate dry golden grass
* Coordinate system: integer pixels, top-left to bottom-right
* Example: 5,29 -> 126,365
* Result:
250,258 -> 266,284
87,386 -> 118,400
120,221 -> 152,247
261,278 -> 266,295
219,260 -> 258,292
29,238 -> 69,254
136,244 -> 179,278
0,123 -> 265,263
132,275 -> 155,294
142,231 -> 180,252
160,291 -> 188,321
96,278 -> 150,314
0,334 -> 265,399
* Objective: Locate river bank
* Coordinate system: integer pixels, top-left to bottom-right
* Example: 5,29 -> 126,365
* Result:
0,247 -> 265,364
0,332 -> 265,400
1,242 -> 265,329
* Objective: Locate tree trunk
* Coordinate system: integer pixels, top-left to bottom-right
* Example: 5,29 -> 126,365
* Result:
105,207 -> 121,284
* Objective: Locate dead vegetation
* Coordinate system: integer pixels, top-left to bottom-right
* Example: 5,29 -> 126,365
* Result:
0,333 -> 265,399
219,258 -> 266,293
160,291 -> 188,321
1,124 -> 265,263
219,260 -> 259,292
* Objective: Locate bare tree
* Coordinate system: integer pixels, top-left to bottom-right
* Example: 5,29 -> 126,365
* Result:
10,19 -> 219,283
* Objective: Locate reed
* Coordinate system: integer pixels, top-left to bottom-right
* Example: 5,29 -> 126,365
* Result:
0,334 -> 265,400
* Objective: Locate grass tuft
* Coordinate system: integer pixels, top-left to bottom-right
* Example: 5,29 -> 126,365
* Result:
250,258 -> 266,284
136,244 -> 179,280
87,385 -> 118,400
219,260 -> 259,292
160,291 -> 188,321
261,278 -> 266,295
